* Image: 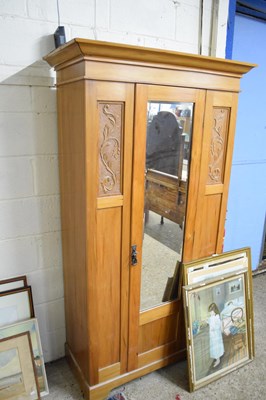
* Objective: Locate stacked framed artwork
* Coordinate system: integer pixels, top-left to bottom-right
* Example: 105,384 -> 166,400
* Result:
182,248 -> 254,392
0,255 -> 253,396
0,276 -> 49,399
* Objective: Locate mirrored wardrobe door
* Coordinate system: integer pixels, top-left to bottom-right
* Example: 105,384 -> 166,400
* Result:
128,84 -> 205,370
141,99 -> 194,310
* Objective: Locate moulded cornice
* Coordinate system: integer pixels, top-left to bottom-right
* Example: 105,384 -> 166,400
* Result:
44,38 -> 256,77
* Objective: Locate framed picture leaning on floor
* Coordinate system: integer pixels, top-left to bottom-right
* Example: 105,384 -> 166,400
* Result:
0,318 -> 49,397
183,267 -> 254,392
0,287 -> 34,328
0,331 -> 40,399
0,275 -> 27,293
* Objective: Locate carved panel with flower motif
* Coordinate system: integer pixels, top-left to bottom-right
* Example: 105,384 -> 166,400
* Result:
207,107 -> 230,185
98,102 -> 124,196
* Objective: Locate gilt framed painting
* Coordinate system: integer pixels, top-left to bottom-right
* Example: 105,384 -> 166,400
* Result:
0,319 -> 48,397
182,248 -> 251,286
0,332 -> 40,399
183,270 -> 254,391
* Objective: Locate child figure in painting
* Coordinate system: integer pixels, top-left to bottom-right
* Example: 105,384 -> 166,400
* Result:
208,302 -> 224,368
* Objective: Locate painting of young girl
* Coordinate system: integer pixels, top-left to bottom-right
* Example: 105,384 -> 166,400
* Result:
183,269 -> 254,392
208,303 -> 224,368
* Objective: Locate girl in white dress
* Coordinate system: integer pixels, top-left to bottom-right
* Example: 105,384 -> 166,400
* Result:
208,302 -> 224,367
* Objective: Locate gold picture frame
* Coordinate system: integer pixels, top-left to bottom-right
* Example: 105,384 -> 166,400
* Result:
0,319 -> 49,397
183,269 -> 254,392
182,247 -> 251,286
0,331 -> 40,399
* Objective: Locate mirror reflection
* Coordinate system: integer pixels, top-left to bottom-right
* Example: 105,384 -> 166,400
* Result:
140,101 -> 194,311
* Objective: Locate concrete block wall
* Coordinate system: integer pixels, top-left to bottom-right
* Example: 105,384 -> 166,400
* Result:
0,0 -> 229,362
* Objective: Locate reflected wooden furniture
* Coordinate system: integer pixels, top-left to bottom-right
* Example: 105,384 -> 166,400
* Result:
145,169 -> 187,226
44,39 -> 254,400
144,117 -> 186,226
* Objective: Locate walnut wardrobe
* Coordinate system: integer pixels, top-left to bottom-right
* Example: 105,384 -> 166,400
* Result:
44,39 -> 254,400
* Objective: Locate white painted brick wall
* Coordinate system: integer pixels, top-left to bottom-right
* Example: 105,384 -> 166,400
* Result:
0,232 -> 62,277
110,0 -> 176,40
0,197 -> 61,239
35,299 -> 66,360
0,157 -> 34,199
0,113 -> 58,156
0,236 -> 39,276
0,0 -> 28,17
0,0 -> 229,363
31,156 -> 60,196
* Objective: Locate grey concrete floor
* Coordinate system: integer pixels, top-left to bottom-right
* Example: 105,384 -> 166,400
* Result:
44,273 -> 266,400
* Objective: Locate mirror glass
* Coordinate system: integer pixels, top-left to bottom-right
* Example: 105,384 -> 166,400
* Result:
140,101 -> 194,311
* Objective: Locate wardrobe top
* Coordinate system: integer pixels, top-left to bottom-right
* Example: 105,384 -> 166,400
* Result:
44,38 -> 256,76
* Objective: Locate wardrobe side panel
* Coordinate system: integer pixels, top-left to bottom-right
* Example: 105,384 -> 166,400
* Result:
57,82 -> 89,378
96,207 -> 122,368
95,100 -> 124,371
87,81 -> 135,382
192,91 -> 238,259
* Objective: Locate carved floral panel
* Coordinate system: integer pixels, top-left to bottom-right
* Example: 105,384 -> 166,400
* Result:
98,102 -> 124,196
207,107 -> 230,185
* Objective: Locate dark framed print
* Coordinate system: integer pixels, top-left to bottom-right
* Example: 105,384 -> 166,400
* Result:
162,261 -> 182,302
183,270 -> 254,392
0,319 -> 49,397
0,287 -> 34,328
0,331 -> 40,399
0,276 -> 27,293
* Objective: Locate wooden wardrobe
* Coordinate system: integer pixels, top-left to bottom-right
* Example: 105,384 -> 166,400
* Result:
44,39 -> 254,400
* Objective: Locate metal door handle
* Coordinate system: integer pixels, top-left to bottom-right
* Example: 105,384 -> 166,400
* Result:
131,245 -> 138,266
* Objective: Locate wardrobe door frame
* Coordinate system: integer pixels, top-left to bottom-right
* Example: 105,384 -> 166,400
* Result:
191,91 -> 239,260
87,80 -> 135,383
128,84 -> 206,371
